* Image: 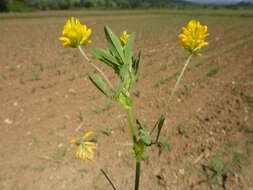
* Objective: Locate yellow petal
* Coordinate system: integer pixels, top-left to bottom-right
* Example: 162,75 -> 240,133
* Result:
83,131 -> 94,139
59,17 -> 91,48
178,20 -> 209,55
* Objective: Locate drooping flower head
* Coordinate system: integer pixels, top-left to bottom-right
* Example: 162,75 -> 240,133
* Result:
119,30 -> 130,46
59,17 -> 92,48
178,20 -> 209,56
70,131 -> 97,162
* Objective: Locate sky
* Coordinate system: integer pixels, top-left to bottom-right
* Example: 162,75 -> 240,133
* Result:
185,0 -> 253,4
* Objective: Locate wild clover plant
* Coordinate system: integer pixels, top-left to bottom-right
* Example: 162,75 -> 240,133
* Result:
59,17 -> 209,190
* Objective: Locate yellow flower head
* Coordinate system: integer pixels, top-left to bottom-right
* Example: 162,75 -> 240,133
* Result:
178,20 -> 209,56
119,30 -> 130,46
70,131 -> 97,162
59,17 -> 91,48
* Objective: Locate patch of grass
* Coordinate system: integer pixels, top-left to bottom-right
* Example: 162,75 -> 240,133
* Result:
92,102 -> 113,114
40,83 -> 56,89
32,63 -> 45,72
29,73 -> 41,81
178,120 -> 190,137
77,110 -> 84,122
201,158 -> 229,188
153,71 -> 180,88
142,72 -> 149,78
231,152 -> 244,166
158,136 -> 172,154
88,95 -> 97,101
0,74 -> 7,80
244,95 -> 253,104
194,56 -> 213,68
231,82 -> 243,90
78,168 -> 88,173
245,140 -> 253,156
20,184 -> 28,190
99,126 -> 113,136
184,162 -> 197,178
68,74 -> 76,81
160,61 -> 178,71
225,140 -> 240,149
147,60 -> 155,65
56,148 -> 67,161
160,64 -> 168,71
202,151 -> 245,188
34,166 -> 46,173
245,121 -> 253,134
206,66 -> 225,77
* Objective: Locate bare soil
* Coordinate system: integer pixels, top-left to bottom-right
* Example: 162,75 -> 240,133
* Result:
0,10 -> 252,190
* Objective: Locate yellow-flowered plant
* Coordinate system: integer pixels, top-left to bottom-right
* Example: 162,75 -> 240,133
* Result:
59,17 -> 91,48
60,17 -> 209,190
70,131 -> 97,162
178,20 -> 209,56
119,30 -> 130,46
167,20 -> 209,104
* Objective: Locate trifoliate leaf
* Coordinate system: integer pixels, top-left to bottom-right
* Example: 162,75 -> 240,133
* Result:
140,129 -> 152,145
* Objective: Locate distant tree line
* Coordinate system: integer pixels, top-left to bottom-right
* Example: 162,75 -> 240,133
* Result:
1,0 -> 253,12
0,0 -> 183,11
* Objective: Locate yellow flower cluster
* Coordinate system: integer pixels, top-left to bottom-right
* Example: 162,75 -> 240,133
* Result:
59,17 -> 91,48
70,131 -> 97,162
179,20 -> 209,56
119,30 -> 130,46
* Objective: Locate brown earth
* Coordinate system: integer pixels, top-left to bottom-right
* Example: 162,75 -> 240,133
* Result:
0,10 -> 253,190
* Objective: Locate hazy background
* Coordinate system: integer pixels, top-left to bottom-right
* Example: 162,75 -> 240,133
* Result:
1,0 -> 253,12
186,0 -> 253,4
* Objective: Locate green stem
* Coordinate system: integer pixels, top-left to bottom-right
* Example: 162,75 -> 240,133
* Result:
134,161 -> 141,190
125,107 -> 142,190
78,46 -> 114,90
166,53 -> 193,106
125,108 -> 137,143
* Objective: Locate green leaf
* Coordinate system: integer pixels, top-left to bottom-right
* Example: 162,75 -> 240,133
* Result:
114,80 -> 124,98
124,33 -> 135,65
93,48 -> 120,74
155,115 -> 165,142
132,49 -> 142,75
140,129 -> 152,146
88,72 -> 111,98
149,114 -> 165,143
93,48 -> 120,67
104,26 -> 125,64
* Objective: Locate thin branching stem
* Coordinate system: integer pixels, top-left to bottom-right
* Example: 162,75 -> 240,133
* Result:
78,46 -> 114,90
100,169 -> 117,190
166,53 -> 193,106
